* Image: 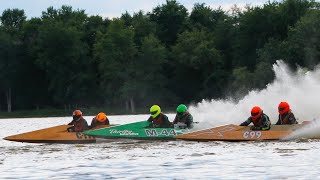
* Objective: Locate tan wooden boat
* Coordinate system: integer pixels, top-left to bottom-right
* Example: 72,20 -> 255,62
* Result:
175,122 -> 309,141
3,124 -> 115,144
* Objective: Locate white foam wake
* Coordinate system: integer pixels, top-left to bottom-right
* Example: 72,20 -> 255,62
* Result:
189,60 -> 320,131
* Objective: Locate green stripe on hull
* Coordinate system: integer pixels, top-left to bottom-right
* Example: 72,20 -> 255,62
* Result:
83,121 -> 188,140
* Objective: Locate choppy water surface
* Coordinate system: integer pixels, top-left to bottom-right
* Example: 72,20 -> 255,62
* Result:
1,115 -> 320,179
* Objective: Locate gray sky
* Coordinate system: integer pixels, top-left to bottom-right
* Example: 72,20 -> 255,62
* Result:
1,0 -> 278,19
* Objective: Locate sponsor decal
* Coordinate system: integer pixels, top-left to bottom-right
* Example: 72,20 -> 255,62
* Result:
76,132 -> 94,139
109,129 -> 139,136
243,131 -> 262,139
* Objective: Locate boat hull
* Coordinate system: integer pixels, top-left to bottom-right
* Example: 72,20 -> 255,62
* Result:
84,121 -> 188,140
3,124 -> 113,144
175,123 -> 307,141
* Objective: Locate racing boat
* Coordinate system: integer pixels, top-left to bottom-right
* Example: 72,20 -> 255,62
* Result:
84,121 -> 189,140
3,124 -> 115,144
175,122 -> 310,141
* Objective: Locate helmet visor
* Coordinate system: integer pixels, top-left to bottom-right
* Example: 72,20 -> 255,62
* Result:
278,107 -> 285,111
73,115 -> 81,121
251,112 -> 259,117
150,110 -> 158,115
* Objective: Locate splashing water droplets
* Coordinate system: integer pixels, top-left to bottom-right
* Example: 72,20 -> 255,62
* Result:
189,60 -> 320,132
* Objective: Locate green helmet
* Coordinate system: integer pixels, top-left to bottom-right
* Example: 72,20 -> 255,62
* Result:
150,105 -> 161,118
176,104 -> 187,113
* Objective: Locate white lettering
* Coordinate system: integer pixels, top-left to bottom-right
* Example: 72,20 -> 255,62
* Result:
256,131 -> 262,138
109,129 -> 139,136
250,131 -> 255,138
243,131 -> 249,138
243,131 -> 262,139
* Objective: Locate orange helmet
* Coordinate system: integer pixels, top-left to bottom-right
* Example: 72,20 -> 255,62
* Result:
278,102 -> 290,115
72,110 -> 82,116
251,106 -> 262,121
96,112 -> 107,123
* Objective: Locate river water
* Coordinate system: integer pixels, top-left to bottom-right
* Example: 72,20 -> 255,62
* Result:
1,115 -> 320,179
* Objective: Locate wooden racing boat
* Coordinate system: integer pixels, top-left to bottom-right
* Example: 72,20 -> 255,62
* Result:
3,124 -> 115,144
84,121 -> 189,140
175,122 -> 309,141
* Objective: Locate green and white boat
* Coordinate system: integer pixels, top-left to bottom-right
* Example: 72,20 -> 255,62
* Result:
83,121 -> 189,140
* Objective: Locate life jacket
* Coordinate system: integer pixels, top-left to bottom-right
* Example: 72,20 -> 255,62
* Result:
151,113 -> 165,128
74,117 -> 87,132
175,112 -> 190,123
174,112 -> 191,128
252,114 -> 269,127
91,118 -> 110,128
278,110 -> 294,125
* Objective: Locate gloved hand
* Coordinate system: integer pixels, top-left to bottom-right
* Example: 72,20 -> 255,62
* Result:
250,126 -> 261,131
67,127 -> 74,132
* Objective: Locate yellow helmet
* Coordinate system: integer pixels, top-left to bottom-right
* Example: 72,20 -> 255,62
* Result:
150,105 -> 161,118
96,112 -> 107,123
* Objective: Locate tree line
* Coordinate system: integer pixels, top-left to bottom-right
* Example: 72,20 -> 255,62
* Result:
0,0 -> 319,113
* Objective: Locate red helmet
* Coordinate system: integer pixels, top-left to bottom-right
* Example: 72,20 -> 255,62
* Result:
251,106 -> 262,121
72,110 -> 82,116
72,110 -> 83,122
278,102 -> 290,115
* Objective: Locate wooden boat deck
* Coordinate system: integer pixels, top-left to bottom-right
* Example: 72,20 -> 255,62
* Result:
175,123 -> 306,141
3,124 -> 113,144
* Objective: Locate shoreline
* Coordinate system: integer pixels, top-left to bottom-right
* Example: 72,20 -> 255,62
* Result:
0,106 -> 176,119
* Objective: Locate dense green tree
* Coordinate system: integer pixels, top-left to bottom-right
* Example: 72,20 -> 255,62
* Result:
84,15 -> 110,51
16,17 -> 50,109
286,10 -> 320,68
0,0 -> 319,112
189,3 -> 225,31
34,21 -> 90,106
0,30 -> 19,112
171,29 -> 223,101
278,0 -> 316,38
232,2 -> 280,69
0,9 -> 26,112
94,19 -> 137,108
42,6 -> 87,29
0,8 -> 26,32
131,11 -> 157,46
229,66 -> 254,98
149,0 -> 188,46
120,34 -> 170,111
120,11 -> 133,27
253,61 -> 274,89
212,12 -> 236,71
233,0 -> 316,70
257,38 -> 286,65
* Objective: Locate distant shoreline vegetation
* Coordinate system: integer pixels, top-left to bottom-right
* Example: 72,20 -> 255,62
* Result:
0,106 -> 177,119
1,0 -> 320,116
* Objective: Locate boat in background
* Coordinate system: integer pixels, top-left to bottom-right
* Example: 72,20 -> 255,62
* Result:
3,124 -> 115,144
175,122 -> 311,141
84,121 -> 189,140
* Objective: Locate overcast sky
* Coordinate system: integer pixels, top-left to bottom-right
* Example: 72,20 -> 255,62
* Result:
2,0 -> 279,19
